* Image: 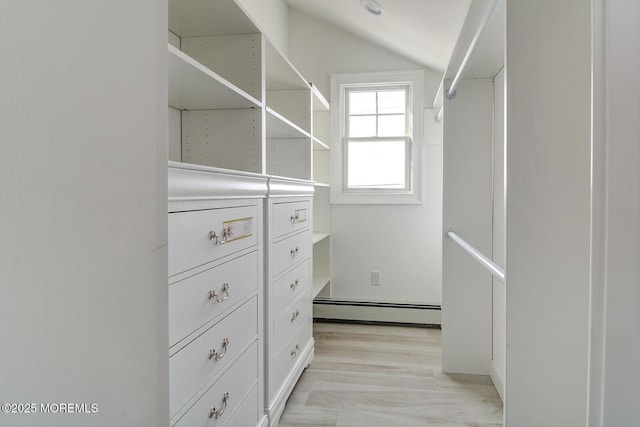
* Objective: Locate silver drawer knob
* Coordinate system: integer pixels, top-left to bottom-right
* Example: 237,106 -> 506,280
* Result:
208,226 -> 232,245
291,309 -> 300,322
208,337 -> 229,361
290,279 -> 299,289
209,392 -> 229,419
290,247 -> 299,256
208,283 -> 230,303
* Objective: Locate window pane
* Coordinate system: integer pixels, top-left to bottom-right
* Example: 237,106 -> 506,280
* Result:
378,90 -> 406,114
347,139 -> 406,189
348,91 -> 376,115
378,114 -> 405,136
349,115 -> 376,137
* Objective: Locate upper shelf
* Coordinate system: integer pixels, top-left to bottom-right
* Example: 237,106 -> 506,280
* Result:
265,40 -> 310,91
311,83 -> 330,112
169,0 -> 259,38
266,107 -> 311,139
168,44 -> 261,110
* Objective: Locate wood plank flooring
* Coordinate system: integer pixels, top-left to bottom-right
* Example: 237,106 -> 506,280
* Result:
278,322 -> 503,427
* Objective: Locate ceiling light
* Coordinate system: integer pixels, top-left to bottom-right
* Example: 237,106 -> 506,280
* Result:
361,0 -> 384,16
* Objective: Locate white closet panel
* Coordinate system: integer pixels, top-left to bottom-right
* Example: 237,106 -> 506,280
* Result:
267,90 -> 311,134
182,34 -> 262,100
182,109 -> 261,173
266,138 -> 310,180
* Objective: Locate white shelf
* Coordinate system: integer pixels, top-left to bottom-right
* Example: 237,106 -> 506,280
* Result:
312,277 -> 331,299
313,137 -> 330,150
265,40 -> 309,91
314,182 -> 330,188
311,83 -> 330,112
312,232 -> 330,244
266,107 -> 311,139
169,0 -> 258,38
168,45 -> 261,110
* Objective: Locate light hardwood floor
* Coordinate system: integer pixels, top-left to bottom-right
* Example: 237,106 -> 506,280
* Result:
278,322 -> 503,427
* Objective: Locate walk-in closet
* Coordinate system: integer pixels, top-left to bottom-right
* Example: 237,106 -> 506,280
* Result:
2,0 -> 639,426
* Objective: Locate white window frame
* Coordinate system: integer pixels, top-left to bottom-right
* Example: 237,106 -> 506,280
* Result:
331,70 -> 423,204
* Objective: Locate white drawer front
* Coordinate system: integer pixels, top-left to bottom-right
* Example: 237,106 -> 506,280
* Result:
270,316 -> 312,402
273,200 -> 309,238
173,342 -> 258,427
272,288 -> 312,356
225,386 -> 258,427
273,230 -> 310,278
272,259 -> 309,318
169,204 -> 258,276
169,251 -> 258,347
170,298 -> 258,418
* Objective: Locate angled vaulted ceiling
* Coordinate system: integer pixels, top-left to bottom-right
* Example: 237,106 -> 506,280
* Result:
285,0 -> 473,73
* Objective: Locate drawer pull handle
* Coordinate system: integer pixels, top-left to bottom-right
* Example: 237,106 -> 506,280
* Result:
208,337 -> 229,361
290,279 -> 299,289
291,344 -> 301,357
290,213 -> 300,223
209,392 -> 229,419
209,283 -> 230,303
291,309 -> 300,322
208,226 -> 232,245
290,247 -> 299,256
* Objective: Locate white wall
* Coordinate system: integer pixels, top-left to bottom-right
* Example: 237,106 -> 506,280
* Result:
590,0 -> 640,424
237,0 -> 289,55
288,9 -> 444,305
505,0 -> 591,424
491,67 -> 506,399
288,8 -> 443,113
0,2 -> 168,426
441,78 -> 494,374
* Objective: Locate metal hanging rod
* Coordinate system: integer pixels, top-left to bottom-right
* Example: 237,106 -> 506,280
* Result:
447,230 -> 505,282
446,0 -> 502,100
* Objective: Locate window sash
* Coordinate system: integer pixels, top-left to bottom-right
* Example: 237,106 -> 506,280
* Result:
345,85 -> 409,139
343,136 -> 412,192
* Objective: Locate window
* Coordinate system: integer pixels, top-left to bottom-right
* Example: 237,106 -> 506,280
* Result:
331,71 -> 423,204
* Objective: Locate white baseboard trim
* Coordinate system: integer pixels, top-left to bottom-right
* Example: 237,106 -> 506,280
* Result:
489,360 -> 505,402
313,299 -> 441,326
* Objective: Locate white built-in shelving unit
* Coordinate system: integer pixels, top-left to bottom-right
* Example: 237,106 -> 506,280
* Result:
311,84 -> 332,299
166,1 -> 331,426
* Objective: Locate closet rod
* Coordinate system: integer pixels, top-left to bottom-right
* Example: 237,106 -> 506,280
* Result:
446,0 -> 501,99
447,230 -> 505,282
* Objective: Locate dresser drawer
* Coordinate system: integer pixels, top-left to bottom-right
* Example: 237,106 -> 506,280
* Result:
170,297 -> 258,417
270,317 -> 312,401
272,259 -> 309,318
272,288 -> 312,356
169,251 -> 258,347
169,204 -> 258,276
273,200 -> 309,238
173,341 -> 258,427
273,230 -> 310,278
225,386 -> 258,427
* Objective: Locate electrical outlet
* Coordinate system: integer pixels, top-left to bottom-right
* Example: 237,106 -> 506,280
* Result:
371,271 -> 381,286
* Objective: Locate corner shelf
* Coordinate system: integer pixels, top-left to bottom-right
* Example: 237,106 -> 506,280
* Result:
312,232 -> 330,244
312,276 -> 331,299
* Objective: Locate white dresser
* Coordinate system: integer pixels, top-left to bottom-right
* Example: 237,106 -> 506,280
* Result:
264,177 -> 315,426
168,163 -> 268,427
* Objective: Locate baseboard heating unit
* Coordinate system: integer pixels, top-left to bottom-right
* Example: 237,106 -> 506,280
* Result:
312,299 -> 441,327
